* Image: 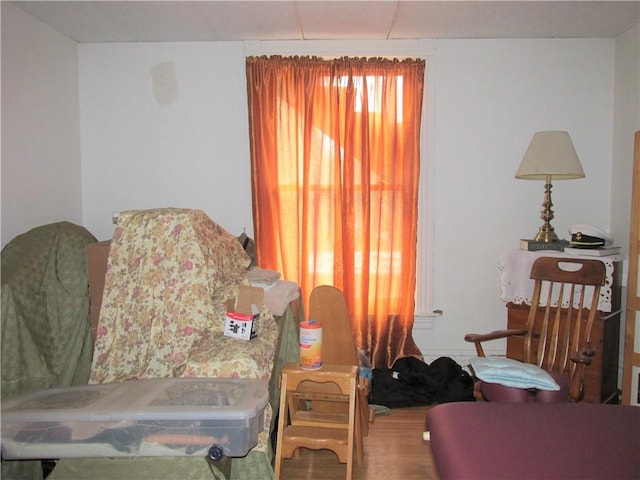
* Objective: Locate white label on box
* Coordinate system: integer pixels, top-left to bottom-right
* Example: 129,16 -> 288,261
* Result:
224,311 -> 258,340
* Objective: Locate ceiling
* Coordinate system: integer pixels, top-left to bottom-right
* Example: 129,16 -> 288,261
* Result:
12,1 -> 640,43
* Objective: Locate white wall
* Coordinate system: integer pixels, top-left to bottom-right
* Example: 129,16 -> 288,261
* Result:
78,42 -> 253,242
422,38 -> 615,362
77,38 -> 617,362
1,2 -> 83,247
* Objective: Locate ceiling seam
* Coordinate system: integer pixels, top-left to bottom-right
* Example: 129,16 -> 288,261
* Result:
293,1 -> 305,41
387,0 -> 401,40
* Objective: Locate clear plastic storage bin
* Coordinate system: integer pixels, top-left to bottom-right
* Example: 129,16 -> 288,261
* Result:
1,378 -> 268,460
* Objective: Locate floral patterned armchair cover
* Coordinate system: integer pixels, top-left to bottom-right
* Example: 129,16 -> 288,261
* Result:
88,209 -> 281,458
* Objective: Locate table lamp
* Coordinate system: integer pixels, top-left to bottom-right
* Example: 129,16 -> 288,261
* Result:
515,131 -> 584,243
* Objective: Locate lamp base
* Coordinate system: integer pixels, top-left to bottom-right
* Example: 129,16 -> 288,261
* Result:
534,227 -> 559,243
534,181 -> 559,243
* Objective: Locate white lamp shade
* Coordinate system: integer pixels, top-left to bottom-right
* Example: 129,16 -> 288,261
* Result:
515,131 -> 585,180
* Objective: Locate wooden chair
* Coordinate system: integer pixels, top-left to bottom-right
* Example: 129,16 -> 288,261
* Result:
273,286 -> 368,479
274,364 -> 359,480
464,256 -> 606,402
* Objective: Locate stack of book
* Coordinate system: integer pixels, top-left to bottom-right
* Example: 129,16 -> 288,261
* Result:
519,239 -> 569,252
520,225 -> 623,256
519,239 -> 622,256
563,245 -> 622,257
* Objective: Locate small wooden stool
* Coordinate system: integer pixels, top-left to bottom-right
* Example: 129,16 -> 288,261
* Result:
274,363 -> 360,480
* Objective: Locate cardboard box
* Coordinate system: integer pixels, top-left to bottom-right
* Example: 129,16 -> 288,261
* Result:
224,286 -> 264,340
85,240 -> 111,343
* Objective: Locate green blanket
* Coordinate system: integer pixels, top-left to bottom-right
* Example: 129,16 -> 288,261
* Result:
1,222 -> 97,480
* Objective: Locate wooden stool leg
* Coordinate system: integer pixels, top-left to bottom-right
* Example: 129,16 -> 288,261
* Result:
355,396 -> 364,464
274,372 -> 289,479
346,375 -> 357,480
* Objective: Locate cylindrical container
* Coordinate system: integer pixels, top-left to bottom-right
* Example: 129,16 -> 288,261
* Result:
299,319 -> 323,369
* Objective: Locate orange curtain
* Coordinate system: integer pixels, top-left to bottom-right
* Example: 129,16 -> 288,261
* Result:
246,55 -> 425,369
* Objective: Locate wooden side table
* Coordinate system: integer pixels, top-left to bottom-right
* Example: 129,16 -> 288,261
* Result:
274,363 -> 360,480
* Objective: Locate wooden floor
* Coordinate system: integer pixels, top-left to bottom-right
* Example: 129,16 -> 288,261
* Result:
278,405 -> 439,480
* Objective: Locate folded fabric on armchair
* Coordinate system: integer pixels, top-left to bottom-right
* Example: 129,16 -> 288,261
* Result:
89,208 -> 257,383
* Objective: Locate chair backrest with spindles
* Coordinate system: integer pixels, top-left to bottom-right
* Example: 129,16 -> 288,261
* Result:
524,256 -> 606,401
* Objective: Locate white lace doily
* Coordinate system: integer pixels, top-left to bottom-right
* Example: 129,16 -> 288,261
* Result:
498,249 -> 623,313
